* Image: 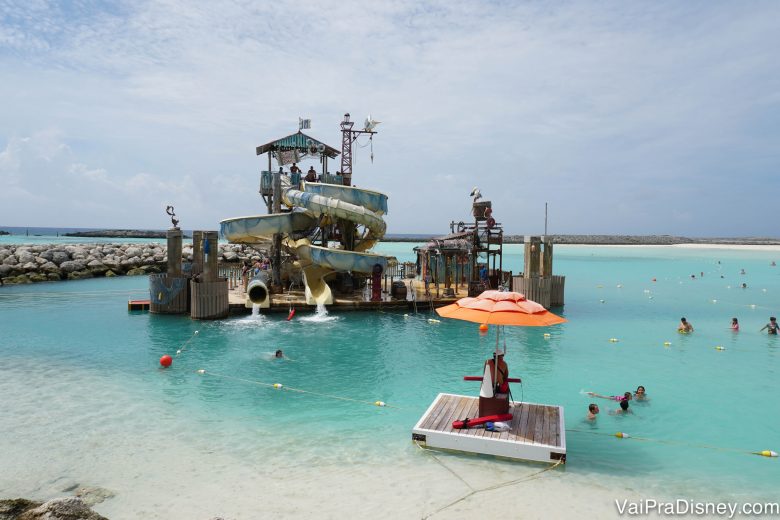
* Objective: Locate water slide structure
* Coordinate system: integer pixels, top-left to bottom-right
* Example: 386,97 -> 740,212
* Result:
220,177 -> 394,306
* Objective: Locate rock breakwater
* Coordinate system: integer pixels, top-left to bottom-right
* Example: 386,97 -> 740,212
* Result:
0,243 -> 265,285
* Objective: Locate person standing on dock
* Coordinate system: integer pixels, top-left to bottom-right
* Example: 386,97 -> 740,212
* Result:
290,163 -> 301,173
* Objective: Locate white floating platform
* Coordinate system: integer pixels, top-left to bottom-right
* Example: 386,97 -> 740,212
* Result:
412,393 -> 566,464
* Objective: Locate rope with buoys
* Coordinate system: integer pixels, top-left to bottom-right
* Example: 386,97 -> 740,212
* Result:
415,440 -> 563,519
566,428 -> 777,458
175,330 -> 200,356
196,369 -> 396,409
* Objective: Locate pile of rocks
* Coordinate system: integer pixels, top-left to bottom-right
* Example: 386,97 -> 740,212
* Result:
0,243 -> 266,285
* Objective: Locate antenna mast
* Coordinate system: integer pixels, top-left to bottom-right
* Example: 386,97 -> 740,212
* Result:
340,113 -> 378,186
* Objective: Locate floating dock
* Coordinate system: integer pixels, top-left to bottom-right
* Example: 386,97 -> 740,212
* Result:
127,299 -> 150,311
412,393 -> 566,464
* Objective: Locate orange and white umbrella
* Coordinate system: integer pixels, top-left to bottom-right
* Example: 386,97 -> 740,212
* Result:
436,290 -> 566,397
435,290 -> 566,327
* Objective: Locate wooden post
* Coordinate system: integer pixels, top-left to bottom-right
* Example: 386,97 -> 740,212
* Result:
272,169 -> 282,289
266,152 -> 273,214
202,231 -> 219,282
524,236 -> 541,278
191,231 -> 203,278
542,237 -> 554,278
166,228 -> 182,276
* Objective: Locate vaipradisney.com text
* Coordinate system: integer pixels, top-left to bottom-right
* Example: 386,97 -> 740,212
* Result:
615,499 -> 779,518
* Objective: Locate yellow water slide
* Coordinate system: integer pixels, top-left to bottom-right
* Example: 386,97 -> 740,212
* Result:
220,180 -> 393,305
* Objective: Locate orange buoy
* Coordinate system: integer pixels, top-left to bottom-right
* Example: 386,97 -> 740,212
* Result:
160,355 -> 172,368
287,308 -> 296,321
479,324 -> 488,333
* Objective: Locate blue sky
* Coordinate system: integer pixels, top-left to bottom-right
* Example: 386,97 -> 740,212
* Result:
1,1 -> 778,236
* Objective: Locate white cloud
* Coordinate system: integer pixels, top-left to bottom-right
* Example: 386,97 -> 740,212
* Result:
0,1 -> 778,235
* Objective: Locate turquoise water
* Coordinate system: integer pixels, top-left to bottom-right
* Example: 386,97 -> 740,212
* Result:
1,244 -> 779,516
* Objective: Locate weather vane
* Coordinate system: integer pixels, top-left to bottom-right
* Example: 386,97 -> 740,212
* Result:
165,205 -> 180,229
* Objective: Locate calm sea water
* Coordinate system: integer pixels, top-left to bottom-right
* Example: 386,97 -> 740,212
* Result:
1,243 -> 779,516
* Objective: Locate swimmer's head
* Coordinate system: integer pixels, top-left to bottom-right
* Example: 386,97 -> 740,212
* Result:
680,317 -> 687,323
589,404 -> 599,414
771,317 -> 777,322
635,386 -> 645,395
620,400 -> 629,411
732,318 -> 738,323
624,391 -> 633,401
275,349 -> 283,358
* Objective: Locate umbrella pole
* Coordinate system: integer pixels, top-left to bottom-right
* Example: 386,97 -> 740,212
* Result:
493,325 -> 501,394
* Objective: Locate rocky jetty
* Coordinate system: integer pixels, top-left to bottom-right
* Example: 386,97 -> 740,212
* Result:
0,230 -> 10,236
0,497 -> 107,520
0,243 -> 266,285
62,229 -> 190,239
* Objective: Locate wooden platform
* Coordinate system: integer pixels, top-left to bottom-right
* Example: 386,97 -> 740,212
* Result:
127,299 -> 150,311
412,393 -> 566,464
226,278 -> 465,315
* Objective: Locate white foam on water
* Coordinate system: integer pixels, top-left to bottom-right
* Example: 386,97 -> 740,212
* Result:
299,303 -> 338,323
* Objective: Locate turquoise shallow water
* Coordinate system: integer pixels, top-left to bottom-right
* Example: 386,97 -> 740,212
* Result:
1,243 -> 779,515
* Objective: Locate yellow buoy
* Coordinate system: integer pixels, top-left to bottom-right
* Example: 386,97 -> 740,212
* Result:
428,318 -> 440,324
374,401 -> 386,407
543,333 -> 551,338
196,369 -> 206,375
615,432 -> 630,439
757,450 -> 778,458
715,346 -> 726,351
273,383 -> 283,389
609,338 -> 619,343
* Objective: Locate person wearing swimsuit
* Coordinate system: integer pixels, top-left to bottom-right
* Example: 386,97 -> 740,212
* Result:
760,317 -> 779,335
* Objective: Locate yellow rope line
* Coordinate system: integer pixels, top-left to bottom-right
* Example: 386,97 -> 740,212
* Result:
196,369 -> 398,409
414,440 -> 563,519
413,441 -> 474,491
566,429 -> 777,458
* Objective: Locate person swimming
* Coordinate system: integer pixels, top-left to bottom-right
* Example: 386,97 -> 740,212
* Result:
760,317 -> 779,335
678,317 -> 694,333
588,391 -> 632,402
274,349 -> 284,358
634,385 -> 648,401
731,318 -> 739,331
586,403 -> 599,420
610,399 -> 632,415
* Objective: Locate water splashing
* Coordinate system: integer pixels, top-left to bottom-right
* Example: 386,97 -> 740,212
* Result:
300,303 -> 338,323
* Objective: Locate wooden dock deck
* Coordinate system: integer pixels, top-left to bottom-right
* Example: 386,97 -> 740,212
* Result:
412,393 -> 566,464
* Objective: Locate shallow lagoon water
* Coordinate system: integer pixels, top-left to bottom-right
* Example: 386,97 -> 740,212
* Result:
1,244 -> 779,518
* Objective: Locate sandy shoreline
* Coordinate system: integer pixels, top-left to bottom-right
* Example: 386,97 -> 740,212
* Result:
560,243 -> 780,252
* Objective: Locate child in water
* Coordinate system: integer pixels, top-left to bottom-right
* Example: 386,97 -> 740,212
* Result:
634,386 -> 648,401
588,391 -> 632,402
760,317 -> 779,335
610,399 -> 632,415
678,317 -> 694,333
586,404 -> 599,421
731,318 -> 739,331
